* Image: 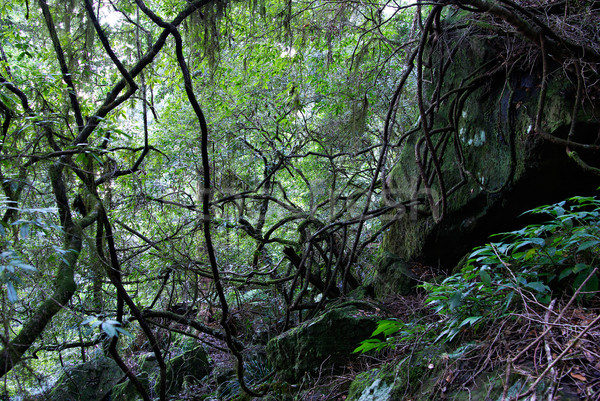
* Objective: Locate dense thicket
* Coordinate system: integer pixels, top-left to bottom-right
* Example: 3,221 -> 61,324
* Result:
0,0 -> 598,399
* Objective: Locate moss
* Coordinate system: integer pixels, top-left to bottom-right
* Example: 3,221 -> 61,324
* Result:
379,12 -> 600,287
266,307 -> 379,382
374,251 -> 417,297
348,347 -> 443,401
112,380 -> 143,401
347,365 -> 394,401
155,345 -> 210,395
48,357 -> 122,401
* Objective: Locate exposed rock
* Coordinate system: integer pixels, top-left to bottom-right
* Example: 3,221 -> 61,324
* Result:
159,344 -> 210,395
112,345 -> 210,400
47,356 -> 122,401
373,251 -> 416,296
111,352 -> 157,401
347,345 -> 583,401
378,11 -> 600,297
346,346 -> 436,401
349,376 -> 393,401
266,306 -> 379,382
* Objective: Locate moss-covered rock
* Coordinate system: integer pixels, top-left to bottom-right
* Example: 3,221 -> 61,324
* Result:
156,345 -> 211,396
47,356 -> 122,401
111,352 -> 159,401
373,251 -> 417,296
266,307 -> 379,382
112,345 -> 210,400
378,12 -> 600,297
348,345 -> 584,401
347,367 -> 394,401
111,380 -> 142,401
347,348 -> 435,401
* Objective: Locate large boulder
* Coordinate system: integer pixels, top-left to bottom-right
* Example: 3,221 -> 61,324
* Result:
112,344 -> 211,400
378,9 -> 600,297
266,306 -> 379,382
159,344 -> 210,395
47,356 -> 122,401
111,352 -> 158,401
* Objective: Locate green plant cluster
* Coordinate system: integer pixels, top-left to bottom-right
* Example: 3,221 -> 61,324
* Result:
356,196 -> 600,352
0,198 -> 58,302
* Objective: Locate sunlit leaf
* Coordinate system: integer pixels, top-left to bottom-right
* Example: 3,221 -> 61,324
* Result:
6,281 -> 17,302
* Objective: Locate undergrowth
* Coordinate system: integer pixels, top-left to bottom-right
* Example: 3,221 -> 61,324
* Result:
356,195 -> 600,350
352,196 -> 600,400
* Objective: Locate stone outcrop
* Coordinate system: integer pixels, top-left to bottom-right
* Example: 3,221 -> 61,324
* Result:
377,11 -> 600,297
47,356 -> 122,401
266,306 -> 379,382
112,344 -> 210,400
347,348 -> 582,401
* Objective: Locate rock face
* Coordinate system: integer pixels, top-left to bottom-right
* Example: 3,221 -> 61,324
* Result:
377,11 -> 600,297
266,306 -> 379,382
112,344 -> 210,400
47,356 -> 122,401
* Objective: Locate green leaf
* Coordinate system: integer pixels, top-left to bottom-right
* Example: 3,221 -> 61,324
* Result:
6,281 -> 17,302
372,320 -> 401,337
19,223 -> 30,239
75,152 -> 89,165
577,240 -> 599,252
81,316 -> 97,326
573,272 -> 599,296
503,291 -> 515,310
446,343 -> 476,359
479,269 -> 492,287
353,338 -> 383,353
115,327 -> 135,339
16,262 -> 35,271
101,321 -> 118,338
524,281 -> 549,294
573,263 -> 591,274
459,316 -> 482,327
559,266 -> 575,280
448,291 -> 463,310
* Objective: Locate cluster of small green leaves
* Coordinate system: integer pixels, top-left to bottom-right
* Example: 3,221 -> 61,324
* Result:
0,198 -> 59,302
356,196 -> 600,352
420,260 -> 532,343
517,196 -> 600,296
423,195 -> 600,343
353,319 -> 428,353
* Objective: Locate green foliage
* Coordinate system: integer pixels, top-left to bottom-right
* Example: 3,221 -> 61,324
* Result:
0,249 -> 35,302
421,263 -> 525,343
81,315 -> 133,339
0,199 -> 58,302
514,196 -> 600,297
356,196 -> 600,351
353,319 -> 423,353
425,196 -> 599,343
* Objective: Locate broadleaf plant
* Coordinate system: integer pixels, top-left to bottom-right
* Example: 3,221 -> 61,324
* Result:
356,196 -> 600,352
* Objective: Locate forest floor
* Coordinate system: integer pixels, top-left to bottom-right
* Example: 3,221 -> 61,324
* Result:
133,278 -> 600,400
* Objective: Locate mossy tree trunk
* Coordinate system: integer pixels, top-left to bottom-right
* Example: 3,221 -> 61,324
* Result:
0,163 -> 99,377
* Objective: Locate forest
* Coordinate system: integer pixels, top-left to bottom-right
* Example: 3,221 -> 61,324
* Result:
0,0 -> 599,400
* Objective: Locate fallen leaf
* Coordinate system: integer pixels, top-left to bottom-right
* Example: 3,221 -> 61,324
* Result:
570,372 -> 587,382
